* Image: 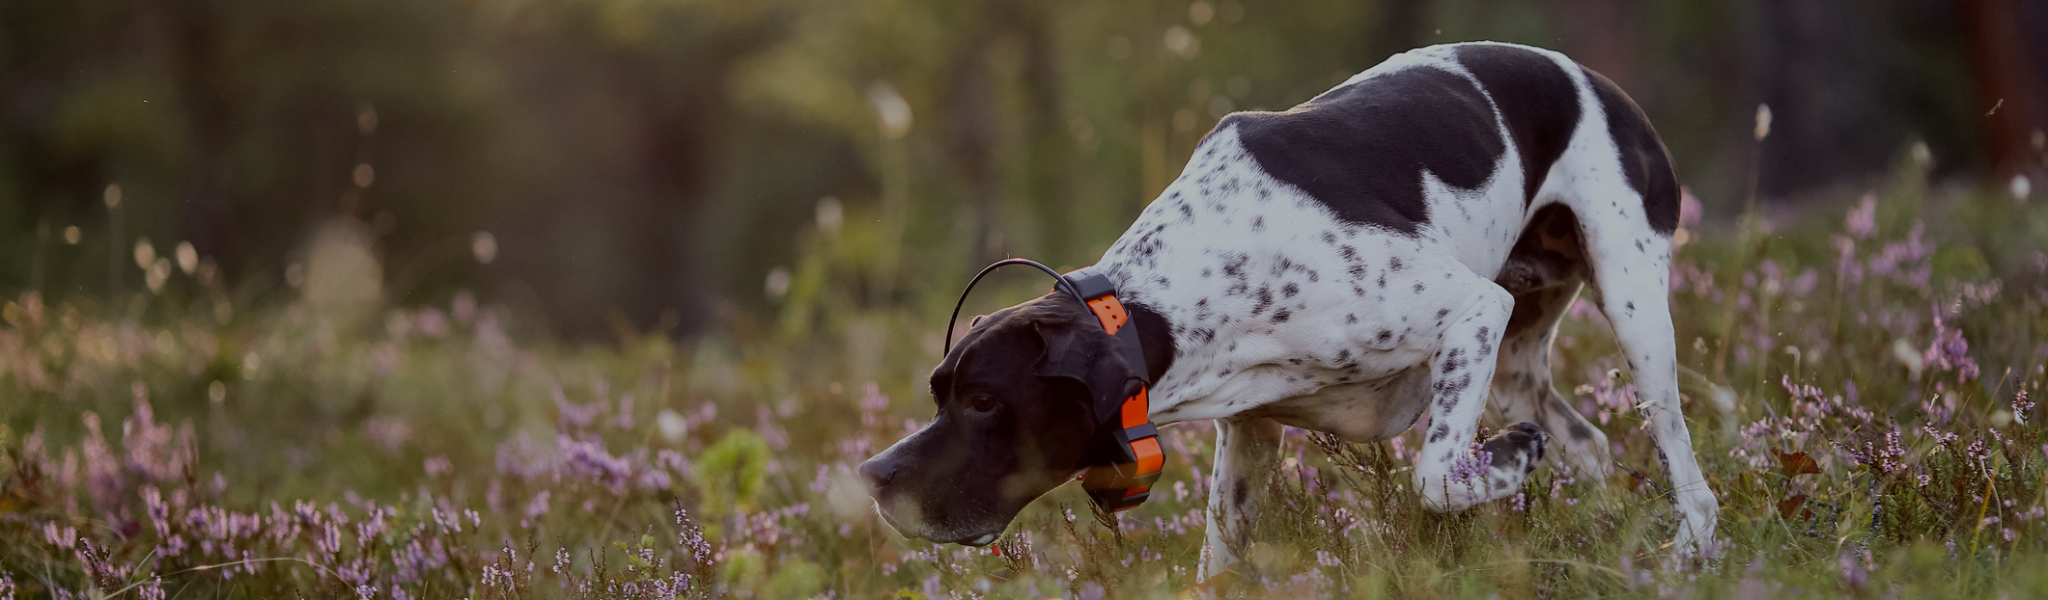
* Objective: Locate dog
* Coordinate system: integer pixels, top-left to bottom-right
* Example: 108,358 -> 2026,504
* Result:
860,41 -> 1718,578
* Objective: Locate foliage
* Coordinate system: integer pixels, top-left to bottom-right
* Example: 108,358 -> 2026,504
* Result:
695,430 -> 770,518
1,0 -> 1994,337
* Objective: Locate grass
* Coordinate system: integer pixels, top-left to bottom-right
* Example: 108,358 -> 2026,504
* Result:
4,167 -> 2048,598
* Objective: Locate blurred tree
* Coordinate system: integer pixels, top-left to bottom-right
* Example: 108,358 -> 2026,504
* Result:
1957,0 -> 2048,181
468,0 -> 789,336
1746,0 -> 1980,198
1,0 -> 2037,340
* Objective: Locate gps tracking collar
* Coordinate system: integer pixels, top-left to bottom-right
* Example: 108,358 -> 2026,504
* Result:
945,258 -> 1164,513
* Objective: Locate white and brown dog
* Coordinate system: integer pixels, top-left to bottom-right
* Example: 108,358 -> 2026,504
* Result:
860,41 -> 1718,577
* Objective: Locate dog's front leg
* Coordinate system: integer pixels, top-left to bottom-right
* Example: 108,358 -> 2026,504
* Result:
1198,416 -> 1281,581
1411,275 -> 1545,511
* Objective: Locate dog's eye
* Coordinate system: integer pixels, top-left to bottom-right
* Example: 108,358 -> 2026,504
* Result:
967,395 -> 1000,413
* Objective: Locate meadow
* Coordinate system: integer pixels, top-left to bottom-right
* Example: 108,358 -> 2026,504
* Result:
5,162 -> 2048,599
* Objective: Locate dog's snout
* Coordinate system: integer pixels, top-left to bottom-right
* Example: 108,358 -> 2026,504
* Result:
858,459 -> 896,491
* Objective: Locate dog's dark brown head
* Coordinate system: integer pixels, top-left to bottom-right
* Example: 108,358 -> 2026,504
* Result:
859,292 -> 1144,545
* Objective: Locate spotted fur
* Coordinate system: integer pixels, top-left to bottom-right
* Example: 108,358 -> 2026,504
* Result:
1092,42 -> 1717,578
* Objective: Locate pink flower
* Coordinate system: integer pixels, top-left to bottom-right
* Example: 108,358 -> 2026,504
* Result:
42,522 -> 77,549
524,491 -> 551,518
1924,306 -> 1980,383
1845,193 -> 1878,239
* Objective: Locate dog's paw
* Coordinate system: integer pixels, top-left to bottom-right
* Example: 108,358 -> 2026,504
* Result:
1482,422 -> 1548,475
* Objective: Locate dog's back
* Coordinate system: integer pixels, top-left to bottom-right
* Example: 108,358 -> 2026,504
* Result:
1209,42 -> 1677,273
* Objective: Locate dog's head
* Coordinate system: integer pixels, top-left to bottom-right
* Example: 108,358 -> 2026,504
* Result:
859,292 -> 1144,545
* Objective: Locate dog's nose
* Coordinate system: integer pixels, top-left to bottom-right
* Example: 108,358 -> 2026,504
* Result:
858,459 -> 895,491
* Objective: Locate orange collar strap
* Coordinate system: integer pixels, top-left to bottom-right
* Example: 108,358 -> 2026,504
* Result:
1063,267 -> 1163,512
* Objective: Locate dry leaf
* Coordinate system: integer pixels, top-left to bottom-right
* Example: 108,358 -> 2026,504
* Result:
1778,493 -> 1808,519
1774,448 -> 1821,477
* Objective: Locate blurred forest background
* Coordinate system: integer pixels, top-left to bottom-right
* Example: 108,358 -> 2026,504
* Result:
2,0 -> 2044,340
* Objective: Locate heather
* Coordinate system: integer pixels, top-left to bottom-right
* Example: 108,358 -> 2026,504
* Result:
4,171 -> 2048,598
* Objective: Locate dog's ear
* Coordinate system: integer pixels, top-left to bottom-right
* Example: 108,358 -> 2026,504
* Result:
1033,320 -> 1143,426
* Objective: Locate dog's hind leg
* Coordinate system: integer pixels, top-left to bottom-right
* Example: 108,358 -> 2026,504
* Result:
1199,416 -> 1280,581
1568,192 -> 1719,556
1547,65 -> 1716,556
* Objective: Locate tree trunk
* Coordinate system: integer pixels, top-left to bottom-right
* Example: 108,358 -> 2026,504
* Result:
1956,0 -> 2048,180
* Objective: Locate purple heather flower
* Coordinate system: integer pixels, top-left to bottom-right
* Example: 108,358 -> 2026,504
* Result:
434,503 -> 462,532
1445,447 -> 1495,503
1868,222 -> 1934,288
1832,235 -> 1865,289
452,291 -> 478,323
142,486 -> 170,536
637,468 -> 672,491
756,405 -> 790,451
363,417 -> 413,452
1678,187 -> 1703,228
72,539 -> 120,583
554,388 -> 602,430
1924,307 -> 1980,383
1880,430 -> 1906,473
1077,582 -> 1106,600
1923,424 -> 1959,450
137,576 -> 164,600
659,446 -> 692,467
860,383 -> 889,422
613,394 -> 635,430
120,392 -> 197,484
1317,550 -> 1341,567
524,491 -> 551,519
1839,551 -> 1866,588
42,522 -> 77,549
1968,439 -> 1992,460
674,506 -> 712,565
474,313 -> 514,356
416,308 -> 448,337
1845,193 -> 1878,239
318,520 -> 343,555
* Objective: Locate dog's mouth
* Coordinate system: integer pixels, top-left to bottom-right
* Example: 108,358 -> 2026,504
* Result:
928,527 -> 1004,547
871,500 -> 1007,547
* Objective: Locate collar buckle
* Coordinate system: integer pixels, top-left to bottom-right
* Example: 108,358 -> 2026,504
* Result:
1064,267 -> 1162,512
